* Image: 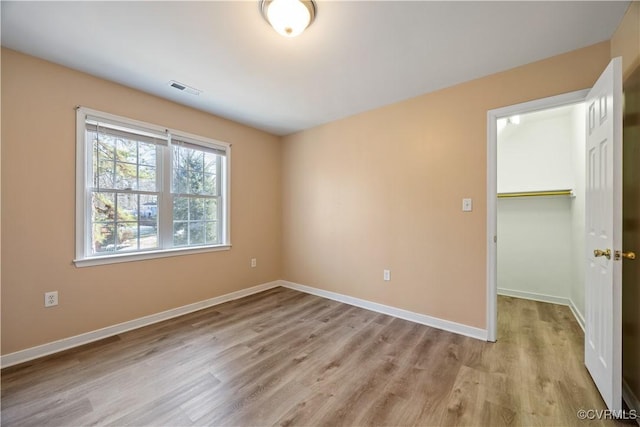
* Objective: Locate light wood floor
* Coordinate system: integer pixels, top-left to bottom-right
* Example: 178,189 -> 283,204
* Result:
0,287 -> 627,426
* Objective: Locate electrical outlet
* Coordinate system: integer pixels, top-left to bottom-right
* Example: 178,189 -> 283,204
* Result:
383,269 -> 391,281
44,291 -> 58,307
251,258 -> 257,268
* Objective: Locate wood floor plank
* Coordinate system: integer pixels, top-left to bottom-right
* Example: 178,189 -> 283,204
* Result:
1,289 -> 630,426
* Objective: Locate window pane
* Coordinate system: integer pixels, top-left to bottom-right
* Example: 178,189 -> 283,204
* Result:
186,148 -> 204,172
116,222 -> 138,252
139,142 -> 156,166
171,146 -> 220,197
204,152 -> 217,174
90,193 -> 159,254
92,192 -> 115,222
92,133 -> 115,160
117,193 -> 138,222
203,173 -> 217,195
189,222 -> 205,245
115,162 -> 138,190
173,197 -> 189,221
139,195 -> 159,250
139,225 -> 158,250
92,133 -> 117,190
206,221 -> 218,244
172,146 -> 185,169
188,171 -> 204,194
205,199 -> 217,221
92,223 -> 115,253
173,221 -> 188,246
139,166 -> 156,191
140,195 -> 158,221
93,135 -> 158,192
173,168 -> 187,194
173,146 -> 203,171
190,198 -> 205,221
97,160 -> 115,189
116,138 -> 137,163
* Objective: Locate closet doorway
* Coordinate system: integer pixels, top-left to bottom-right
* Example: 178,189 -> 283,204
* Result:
496,101 -> 587,329
485,89 -> 589,343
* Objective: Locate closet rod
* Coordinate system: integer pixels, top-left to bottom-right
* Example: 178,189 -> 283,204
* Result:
497,189 -> 573,198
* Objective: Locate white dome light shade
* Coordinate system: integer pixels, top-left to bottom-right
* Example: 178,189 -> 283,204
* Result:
261,0 -> 316,38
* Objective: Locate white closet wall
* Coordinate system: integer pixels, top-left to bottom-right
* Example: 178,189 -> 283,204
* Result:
498,112 -> 574,193
497,105 -> 585,312
497,197 -> 573,300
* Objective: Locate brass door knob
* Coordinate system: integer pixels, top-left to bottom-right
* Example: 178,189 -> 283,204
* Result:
615,250 -> 636,260
594,249 -> 611,259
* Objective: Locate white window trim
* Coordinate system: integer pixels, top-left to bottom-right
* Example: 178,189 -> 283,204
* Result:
74,245 -> 231,268
74,106 -> 232,267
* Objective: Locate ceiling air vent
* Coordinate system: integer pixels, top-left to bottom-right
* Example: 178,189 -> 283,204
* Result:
168,80 -> 202,96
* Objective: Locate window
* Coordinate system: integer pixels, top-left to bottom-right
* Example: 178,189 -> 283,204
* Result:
75,107 -> 230,267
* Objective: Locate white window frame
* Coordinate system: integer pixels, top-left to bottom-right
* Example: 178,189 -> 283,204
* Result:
75,107 -> 231,267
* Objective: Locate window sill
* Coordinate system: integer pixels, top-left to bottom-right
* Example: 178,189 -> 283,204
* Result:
74,244 -> 232,267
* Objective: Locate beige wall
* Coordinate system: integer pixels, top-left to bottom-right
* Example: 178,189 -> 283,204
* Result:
1,48 -> 282,354
281,42 -> 611,329
611,1 -> 640,79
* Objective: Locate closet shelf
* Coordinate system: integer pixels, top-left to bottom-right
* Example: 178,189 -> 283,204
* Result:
497,189 -> 573,198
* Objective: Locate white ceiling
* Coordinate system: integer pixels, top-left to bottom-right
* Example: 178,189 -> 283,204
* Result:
1,1 -> 630,136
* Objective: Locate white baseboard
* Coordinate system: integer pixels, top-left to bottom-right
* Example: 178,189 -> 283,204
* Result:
281,280 -> 488,341
568,299 -> 585,331
1,281 -> 281,369
498,287 -> 585,330
623,379 -> 640,425
498,287 -> 571,306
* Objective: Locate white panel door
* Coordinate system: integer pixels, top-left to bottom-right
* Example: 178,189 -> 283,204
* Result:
584,57 -> 623,412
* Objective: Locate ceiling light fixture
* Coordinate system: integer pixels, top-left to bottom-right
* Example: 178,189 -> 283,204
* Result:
259,0 -> 317,38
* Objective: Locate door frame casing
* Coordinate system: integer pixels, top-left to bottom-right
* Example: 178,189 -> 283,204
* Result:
485,89 -> 589,342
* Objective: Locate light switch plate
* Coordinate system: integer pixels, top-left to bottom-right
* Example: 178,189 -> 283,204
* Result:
462,198 -> 472,212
